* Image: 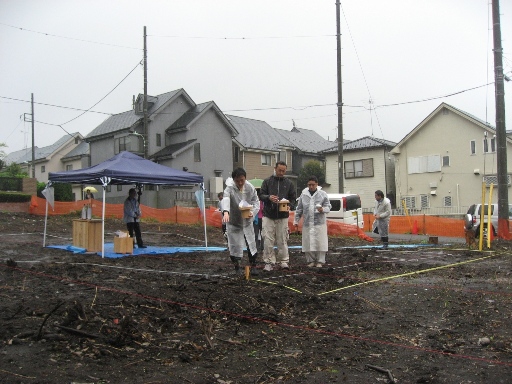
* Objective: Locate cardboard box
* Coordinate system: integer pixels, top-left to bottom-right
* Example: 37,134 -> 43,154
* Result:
114,236 -> 133,254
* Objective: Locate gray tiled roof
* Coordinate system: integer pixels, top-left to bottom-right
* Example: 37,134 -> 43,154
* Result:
4,147 -> 36,165
446,103 -> 495,129
167,102 -> 210,131
275,127 -> 337,154
227,115 -> 290,151
86,89 -> 182,139
5,133 -> 80,164
322,136 -> 396,153
62,140 -> 89,160
151,139 -> 197,160
343,136 -> 397,151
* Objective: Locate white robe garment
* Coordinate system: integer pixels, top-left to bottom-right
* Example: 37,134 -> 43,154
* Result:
294,187 -> 331,252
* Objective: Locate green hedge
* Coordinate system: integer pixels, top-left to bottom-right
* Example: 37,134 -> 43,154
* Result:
0,191 -> 32,202
0,177 -> 23,191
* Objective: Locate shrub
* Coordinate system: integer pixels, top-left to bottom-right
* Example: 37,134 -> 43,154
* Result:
0,192 -> 32,202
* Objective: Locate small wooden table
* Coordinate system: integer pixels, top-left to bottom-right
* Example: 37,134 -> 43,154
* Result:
72,219 -> 103,252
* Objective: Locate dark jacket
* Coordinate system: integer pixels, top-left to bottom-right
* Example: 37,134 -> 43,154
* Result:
260,174 -> 296,219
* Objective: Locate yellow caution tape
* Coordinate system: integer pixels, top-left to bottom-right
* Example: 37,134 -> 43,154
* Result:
252,279 -> 302,293
318,253 -> 498,296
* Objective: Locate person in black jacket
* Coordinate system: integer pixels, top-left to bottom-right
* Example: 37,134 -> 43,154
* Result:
260,161 -> 296,271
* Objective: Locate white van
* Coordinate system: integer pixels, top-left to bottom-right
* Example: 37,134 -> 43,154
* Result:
326,193 -> 364,228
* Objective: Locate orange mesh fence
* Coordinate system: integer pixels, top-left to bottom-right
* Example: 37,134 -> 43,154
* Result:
362,213 -> 493,238
289,212 -> 373,242
35,196 -> 512,239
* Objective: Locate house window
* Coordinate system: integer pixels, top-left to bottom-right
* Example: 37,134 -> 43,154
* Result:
233,146 -> 240,163
407,155 -> 441,174
75,137 -> 79,144
442,156 -> 450,167
344,158 -> 374,178
66,164 -> 73,171
194,143 -> 201,162
444,196 -> 452,207
106,185 -> 111,192
156,133 -> 161,147
470,140 -> 476,155
261,154 -> 272,166
114,137 -> 131,154
403,196 -> 416,210
117,185 -> 123,192
483,138 -> 489,153
484,174 -> 511,186
279,151 -> 287,162
484,137 -> 496,153
420,195 -> 429,209
41,165 -> 45,173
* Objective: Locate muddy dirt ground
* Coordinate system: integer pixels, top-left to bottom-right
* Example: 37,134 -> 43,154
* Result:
0,212 -> 511,384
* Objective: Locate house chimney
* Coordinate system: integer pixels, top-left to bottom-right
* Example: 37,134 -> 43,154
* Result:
132,95 -> 135,110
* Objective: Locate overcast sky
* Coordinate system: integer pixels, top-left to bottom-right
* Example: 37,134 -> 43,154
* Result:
1,0 -> 511,155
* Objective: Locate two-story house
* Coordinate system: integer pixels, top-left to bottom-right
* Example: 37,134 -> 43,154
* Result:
390,102 -> 512,213
229,117 -> 337,194
228,115 -> 293,181
85,89 -> 237,207
323,136 -> 396,211
4,133 -> 85,199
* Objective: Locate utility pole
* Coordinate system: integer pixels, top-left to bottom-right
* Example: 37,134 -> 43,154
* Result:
336,0 -> 344,193
31,93 -> 35,178
492,0 -> 508,238
143,26 -> 148,159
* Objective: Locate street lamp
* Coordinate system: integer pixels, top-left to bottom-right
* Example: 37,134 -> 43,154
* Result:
128,132 -> 146,158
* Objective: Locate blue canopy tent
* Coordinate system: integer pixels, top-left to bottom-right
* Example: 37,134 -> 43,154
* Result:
47,151 -> 205,257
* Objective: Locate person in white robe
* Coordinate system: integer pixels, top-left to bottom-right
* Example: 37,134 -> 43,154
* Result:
221,168 -> 260,275
293,176 -> 331,267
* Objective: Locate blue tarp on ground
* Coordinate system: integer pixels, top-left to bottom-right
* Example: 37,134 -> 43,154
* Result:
47,244 -> 303,258
47,244 -> 227,258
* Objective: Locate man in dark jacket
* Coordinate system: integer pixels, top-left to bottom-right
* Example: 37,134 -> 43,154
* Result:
260,161 -> 296,270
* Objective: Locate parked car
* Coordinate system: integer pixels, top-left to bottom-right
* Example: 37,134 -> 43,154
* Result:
464,203 -> 512,238
326,193 -> 364,228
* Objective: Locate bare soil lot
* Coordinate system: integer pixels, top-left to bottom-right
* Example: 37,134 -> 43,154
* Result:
1,212 -> 511,383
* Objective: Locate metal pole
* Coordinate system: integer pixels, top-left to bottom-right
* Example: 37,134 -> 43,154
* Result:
492,0 -> 508,237
31,93 -> 35,178
336,0 -> 344,193
143,26 -> 148,159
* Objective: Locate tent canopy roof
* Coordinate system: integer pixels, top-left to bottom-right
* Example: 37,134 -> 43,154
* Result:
49,151 -> 203,186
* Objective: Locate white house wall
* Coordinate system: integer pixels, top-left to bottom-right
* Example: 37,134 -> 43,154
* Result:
324,148 -> 394,211
393,109 -> 512,210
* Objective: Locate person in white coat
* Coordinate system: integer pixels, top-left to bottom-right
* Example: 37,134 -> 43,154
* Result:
221,168 -> 260,275
293,176 -> 331,267
373,189 -> 392,249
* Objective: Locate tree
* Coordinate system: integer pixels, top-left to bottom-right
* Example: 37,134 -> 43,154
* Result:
0,143 -> 6,172
5,163 -> 24,177
297,160 -> 326,192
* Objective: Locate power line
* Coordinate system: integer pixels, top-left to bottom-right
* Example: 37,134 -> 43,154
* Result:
0,96 -> 112,115
148,33 -> 335,40
374,83 -> 493,109
0,22 -> 141,50
60,60 -> 143,125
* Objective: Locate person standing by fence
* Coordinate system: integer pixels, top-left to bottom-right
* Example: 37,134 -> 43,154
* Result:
373,190 -> 391,249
